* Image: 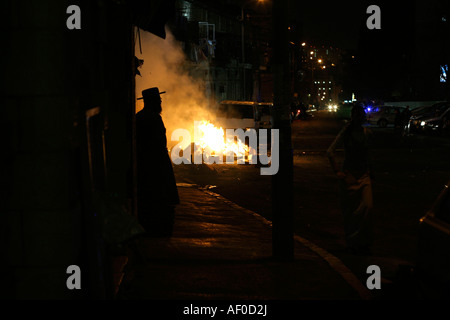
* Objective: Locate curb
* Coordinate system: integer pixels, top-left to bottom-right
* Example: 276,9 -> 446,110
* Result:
198,186 -> 373,300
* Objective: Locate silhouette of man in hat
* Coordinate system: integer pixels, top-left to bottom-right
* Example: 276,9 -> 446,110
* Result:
136,87 -> 179,237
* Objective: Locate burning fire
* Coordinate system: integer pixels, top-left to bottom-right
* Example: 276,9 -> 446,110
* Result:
195,121 -> 253,163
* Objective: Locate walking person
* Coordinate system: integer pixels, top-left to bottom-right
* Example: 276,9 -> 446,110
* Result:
401,106 -> 412,136
136,87 -> 179,237
327,105 -> 374,255
394,108 -> 403,134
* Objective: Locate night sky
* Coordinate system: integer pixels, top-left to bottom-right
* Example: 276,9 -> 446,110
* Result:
298,1 -> 368,50
297,0 -> 414,51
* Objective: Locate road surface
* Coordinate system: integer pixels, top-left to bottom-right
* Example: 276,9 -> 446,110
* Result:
173,108 -> 450,299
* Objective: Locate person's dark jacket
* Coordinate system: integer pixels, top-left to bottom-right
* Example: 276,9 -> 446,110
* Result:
136,108 -> 179,206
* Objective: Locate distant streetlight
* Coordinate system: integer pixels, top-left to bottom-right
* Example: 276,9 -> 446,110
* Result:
318,59 -> 323,64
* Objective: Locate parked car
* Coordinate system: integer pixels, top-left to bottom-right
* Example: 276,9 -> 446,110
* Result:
416,180 -> 450,299
411,105 -> 433,117
366,105 -> 406,128
407,105 -> 437,133
215,100 -> 273,130
408,102 -> 450,134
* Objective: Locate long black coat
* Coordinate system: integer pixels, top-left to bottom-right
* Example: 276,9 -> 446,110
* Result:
136,108 -> 179,208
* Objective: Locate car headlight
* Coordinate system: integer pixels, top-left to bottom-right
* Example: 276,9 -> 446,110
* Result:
428,121 -> 440,128
421,120 -> 440,128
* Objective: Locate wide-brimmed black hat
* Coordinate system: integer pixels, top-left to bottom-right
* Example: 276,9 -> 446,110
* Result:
137,87 -> 166,100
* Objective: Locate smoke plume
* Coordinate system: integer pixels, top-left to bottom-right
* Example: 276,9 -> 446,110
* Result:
135,27 -> 216,150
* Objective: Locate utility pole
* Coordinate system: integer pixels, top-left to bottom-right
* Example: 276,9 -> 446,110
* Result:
271,0 -> 294,260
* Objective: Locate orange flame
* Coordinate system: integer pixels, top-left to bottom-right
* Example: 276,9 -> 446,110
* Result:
195,121 -> 252,162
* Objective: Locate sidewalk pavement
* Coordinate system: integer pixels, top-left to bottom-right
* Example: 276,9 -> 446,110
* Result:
117,183 -> 373,300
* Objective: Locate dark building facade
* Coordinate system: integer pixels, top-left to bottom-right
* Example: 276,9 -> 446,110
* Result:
1,0 -> 174,299
170,0 -> 273,103
355,0 -> 450,102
